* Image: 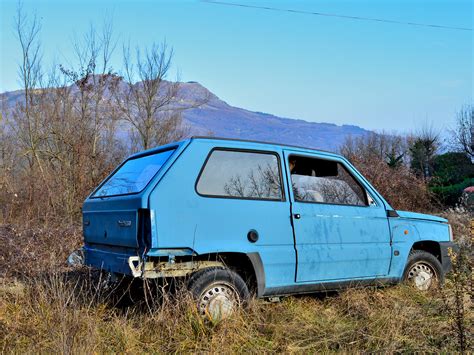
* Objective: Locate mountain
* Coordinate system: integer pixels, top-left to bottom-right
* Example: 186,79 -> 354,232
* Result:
175,81 -> 371,151
0,80 -> 371,151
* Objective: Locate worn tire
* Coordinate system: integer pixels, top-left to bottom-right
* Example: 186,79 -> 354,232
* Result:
402,250 -> 444,290
187,267 -> 250,319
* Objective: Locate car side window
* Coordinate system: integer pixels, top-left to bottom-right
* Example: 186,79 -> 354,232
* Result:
289,155 -> 368,206
197,149 -> 284,200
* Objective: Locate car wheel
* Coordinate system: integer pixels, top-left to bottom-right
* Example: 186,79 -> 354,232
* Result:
187,267 -> 250,320
403,250 -> 444,291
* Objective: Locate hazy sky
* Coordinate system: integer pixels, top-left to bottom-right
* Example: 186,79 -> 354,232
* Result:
0,0 -> 472,132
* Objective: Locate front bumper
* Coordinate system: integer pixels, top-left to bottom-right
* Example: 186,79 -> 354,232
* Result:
439,241 -> 460,274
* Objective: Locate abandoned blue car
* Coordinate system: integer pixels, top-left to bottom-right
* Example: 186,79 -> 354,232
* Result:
82,137 -> 456,316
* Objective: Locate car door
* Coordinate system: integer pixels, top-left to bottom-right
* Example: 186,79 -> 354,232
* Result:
284,150 -> 392,283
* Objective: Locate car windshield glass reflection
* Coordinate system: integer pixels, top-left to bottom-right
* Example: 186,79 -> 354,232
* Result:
93,149 -> 175,197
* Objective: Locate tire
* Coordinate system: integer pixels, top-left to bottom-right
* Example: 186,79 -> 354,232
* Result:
402,250 -> 444,291
187,267 -> 250,320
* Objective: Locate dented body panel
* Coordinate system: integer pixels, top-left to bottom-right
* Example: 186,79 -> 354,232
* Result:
82,137 -> 454,297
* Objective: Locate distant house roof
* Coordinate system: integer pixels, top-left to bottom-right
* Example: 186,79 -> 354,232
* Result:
464,186 -> 474,193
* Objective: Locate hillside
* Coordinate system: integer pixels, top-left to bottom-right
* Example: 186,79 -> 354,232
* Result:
0,80 -> 371,151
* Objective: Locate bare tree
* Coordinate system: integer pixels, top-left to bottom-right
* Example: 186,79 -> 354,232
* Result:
13,4 -> 43,167
7,7 -> 125,221
47,21 -> 124,218
340,132 -> 408,167
451,105 -> 474,158
116,41 -> 207,151
9,4 -> 60,216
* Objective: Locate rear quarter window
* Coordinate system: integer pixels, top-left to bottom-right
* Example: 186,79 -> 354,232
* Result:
92,149 -> 175,197
196,149 -> 283,201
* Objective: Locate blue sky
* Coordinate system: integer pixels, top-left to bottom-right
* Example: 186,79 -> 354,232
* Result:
0,0 -> 472,132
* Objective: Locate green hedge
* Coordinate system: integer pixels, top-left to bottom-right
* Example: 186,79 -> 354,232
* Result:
430,178 -> 474,206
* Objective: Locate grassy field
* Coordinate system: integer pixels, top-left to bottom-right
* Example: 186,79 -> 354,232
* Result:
0,209 -> 472,353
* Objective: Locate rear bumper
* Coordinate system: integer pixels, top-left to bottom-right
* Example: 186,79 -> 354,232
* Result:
439,241 -> 459,274
84,244 -> 138,276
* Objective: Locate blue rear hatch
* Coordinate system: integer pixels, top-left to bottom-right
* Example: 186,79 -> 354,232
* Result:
82,143 -> 183,275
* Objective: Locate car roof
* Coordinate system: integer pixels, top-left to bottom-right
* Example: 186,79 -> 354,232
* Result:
127,136 -> 343,161
190,136 -> 340,157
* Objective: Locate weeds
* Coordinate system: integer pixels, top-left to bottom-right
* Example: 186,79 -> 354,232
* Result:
0,271 -> 470,353
0,211 -> 472,353
440,207 -> 473,353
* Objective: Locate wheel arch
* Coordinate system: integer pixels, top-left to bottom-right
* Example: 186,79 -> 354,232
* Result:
192,251 -> 265,297
410,240 -> 441,263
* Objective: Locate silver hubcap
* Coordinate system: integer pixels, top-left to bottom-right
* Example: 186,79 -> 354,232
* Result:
198,282 -> 238,320
407,262 -> 436,290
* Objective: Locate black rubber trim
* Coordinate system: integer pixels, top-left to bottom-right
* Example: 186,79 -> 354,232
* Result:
262,277 -> 399,297
439,241 -> 459,274
387,210 -> 399,217
246,252 -> 266,297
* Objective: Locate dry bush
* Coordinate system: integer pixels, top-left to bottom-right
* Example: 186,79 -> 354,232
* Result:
0,224 -> 82,278
350,156 -> 432,212
341,133 -> 432,211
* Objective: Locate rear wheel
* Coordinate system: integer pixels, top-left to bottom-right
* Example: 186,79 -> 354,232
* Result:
187,267 -> 250,320
403,250 -> 443,291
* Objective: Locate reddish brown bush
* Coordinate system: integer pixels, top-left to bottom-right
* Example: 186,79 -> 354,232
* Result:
349,156 -> 432,212
0,224 -> 82,278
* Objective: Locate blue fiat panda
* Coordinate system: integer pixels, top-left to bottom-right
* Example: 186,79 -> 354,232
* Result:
82,137 -> 455,317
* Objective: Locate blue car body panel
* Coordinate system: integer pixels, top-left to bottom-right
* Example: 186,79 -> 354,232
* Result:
82,137 -> 453,295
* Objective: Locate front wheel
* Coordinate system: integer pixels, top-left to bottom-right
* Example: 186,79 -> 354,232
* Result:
187,267 -> 250,320
402,250 -> 444,291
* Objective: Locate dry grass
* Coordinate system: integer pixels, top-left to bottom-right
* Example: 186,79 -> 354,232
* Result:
0,274 -> 467,353
0,210 -> 472,353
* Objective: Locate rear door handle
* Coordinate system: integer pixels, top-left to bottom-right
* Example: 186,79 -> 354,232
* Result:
293,214 -> 301,219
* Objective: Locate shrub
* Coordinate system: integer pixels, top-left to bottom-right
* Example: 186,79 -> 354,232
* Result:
348,156 -> 432,212
430,178 -> 474,207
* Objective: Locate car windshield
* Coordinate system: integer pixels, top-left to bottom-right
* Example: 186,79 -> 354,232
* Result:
92,149 -> 175,197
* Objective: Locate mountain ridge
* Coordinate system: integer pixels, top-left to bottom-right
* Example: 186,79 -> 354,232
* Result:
0,79 -> 371,151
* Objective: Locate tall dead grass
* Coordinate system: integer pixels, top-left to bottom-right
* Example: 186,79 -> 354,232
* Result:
439,207 -> 473,352
0,209 -> 471,353
0,272 -> 467,353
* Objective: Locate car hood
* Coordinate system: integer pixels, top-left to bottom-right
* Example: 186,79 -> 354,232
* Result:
396,210 -> 448,223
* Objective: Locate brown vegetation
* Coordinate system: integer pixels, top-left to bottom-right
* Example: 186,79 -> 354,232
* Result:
0,210 -> 471,353
0,266 -> 471,353
340,133 -> 432,211
0,8 -> 206,225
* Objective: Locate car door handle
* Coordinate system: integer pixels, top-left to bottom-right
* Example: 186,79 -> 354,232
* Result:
293,214 -> 301,219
